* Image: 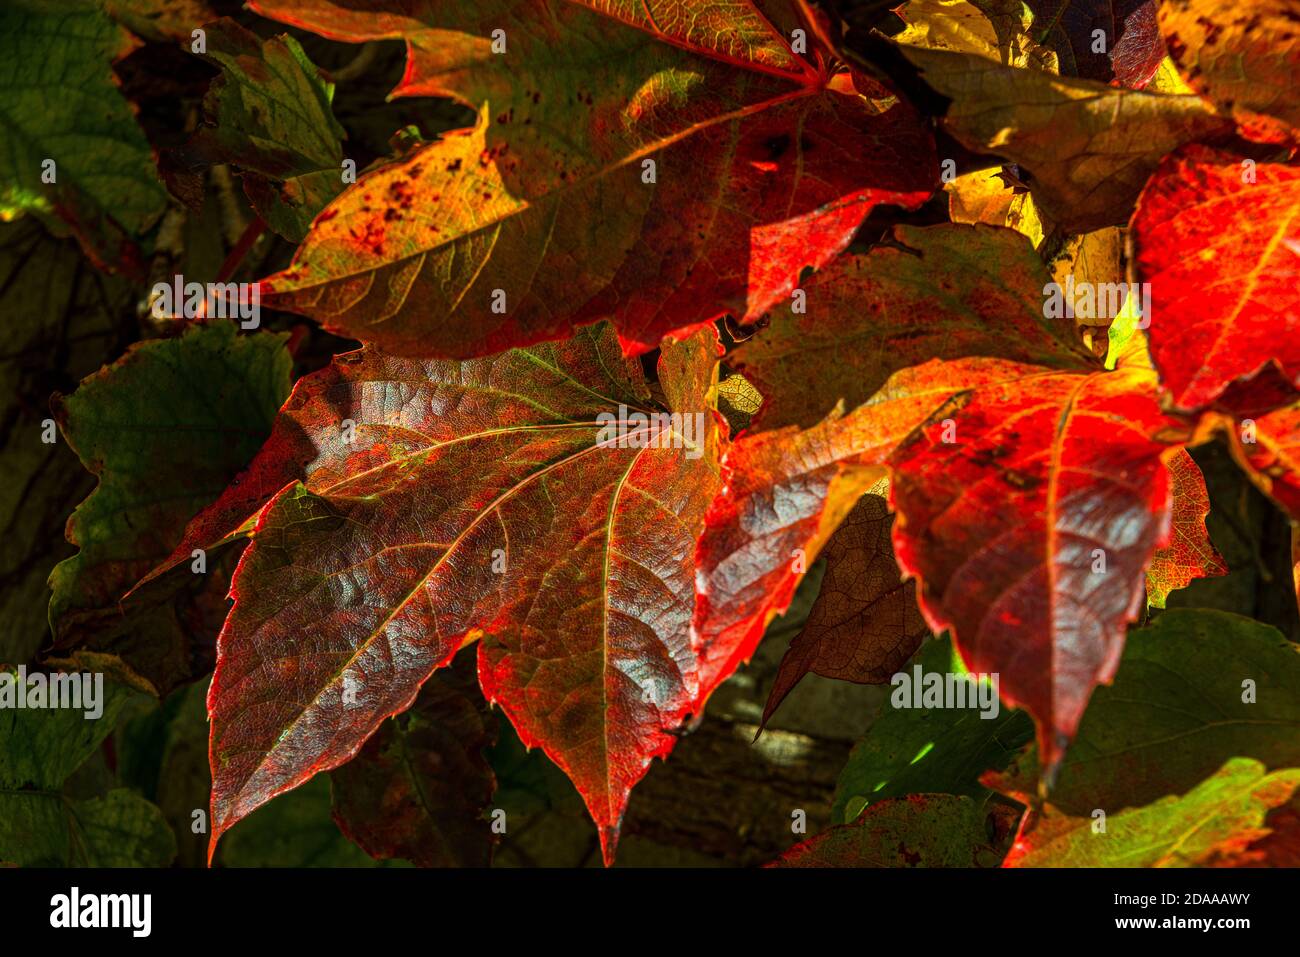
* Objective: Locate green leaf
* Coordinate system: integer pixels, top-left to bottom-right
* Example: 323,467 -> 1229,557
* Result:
219,776 -> 406,867
1,787 -> 176,867
184,19 -> 347,242
0,670 -> 136,787
832,635 -> 1033,824
116,679 -> 212,867
48,321 -> 291,696
0,669 -> 175,866
0,3 -> 166,268
994,608 -> 1300,813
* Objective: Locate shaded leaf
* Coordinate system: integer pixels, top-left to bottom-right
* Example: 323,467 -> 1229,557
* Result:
330,652 -> 498,867
0,3 -> 166,273
770,793 -> 1020,867
219,775 -> 398,867
897,43 -> 1233,231
1025,0 -> 1165,87
1165,440 -> 1300,640
182,19 -> 347,243
115,678 -> 212,867
0,669 -> 175,866
1134,147 -> 1300,414
49,322 -> 292,696
0,220 -> 137,665
889,367 -> 1186,772
730,223 -> 1091,429
250,0 -> 936,358
104,0 -> 216,42
760,488 -> 928,730
206,324 -> 722,866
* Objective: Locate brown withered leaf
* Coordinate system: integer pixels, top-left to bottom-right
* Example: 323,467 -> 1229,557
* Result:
759,487 -> 928,730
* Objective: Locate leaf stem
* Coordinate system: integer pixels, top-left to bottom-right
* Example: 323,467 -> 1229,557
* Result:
215,217 -> 267,285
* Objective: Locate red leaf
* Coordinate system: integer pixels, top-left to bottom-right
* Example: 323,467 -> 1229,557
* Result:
888,368 -> 1186,772
206,324 -> 723,865
759,489 -> 928,730
1209,793 -> 1300,867
1135,148 -> 1300,413
769,793 -> 1020,867
693,358 -> 1052,703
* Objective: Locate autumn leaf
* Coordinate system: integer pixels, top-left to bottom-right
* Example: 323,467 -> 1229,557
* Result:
248,0 -> 936,358
1002,758 -> 1300,866
896,43 -> 1233,232
330,652 -> 497,867
897,0 -> 1059,71
0,2 -> 166,274
1145,448 -> 1226,606
730,223 -> 1092,429
1159,0 -> 1300,133
206,323 -> 723,866
1134,147 -> 1300,414
1206,793 -> 1300,866
945,166 -> 1044,244
832,634 -> 1034,823
888,367 -> 1187,773
179,19 -> 347,243
769,793 -> 1021,867
48,322 -> 291,696
716,373 -> 764,434
759,487 -> 928,730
